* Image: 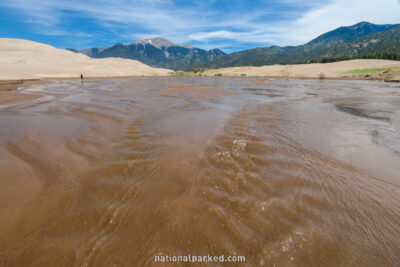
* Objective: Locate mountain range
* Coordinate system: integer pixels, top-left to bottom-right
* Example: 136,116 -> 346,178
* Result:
68,22 -> 400,70
68,38 -> 225,70
197,22 -> 399,69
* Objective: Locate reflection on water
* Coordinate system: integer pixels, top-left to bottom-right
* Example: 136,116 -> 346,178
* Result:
0,77 -> 399,266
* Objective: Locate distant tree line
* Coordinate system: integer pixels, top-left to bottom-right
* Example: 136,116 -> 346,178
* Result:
192,68 -> 206,73
300,53 -> 400,64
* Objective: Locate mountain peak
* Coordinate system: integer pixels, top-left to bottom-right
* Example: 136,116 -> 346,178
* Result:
308,22 -> 397,45
70,38 -> 224,70
353,21 -> 372,26
132,38 -> 193,49
349,21 -> 380,29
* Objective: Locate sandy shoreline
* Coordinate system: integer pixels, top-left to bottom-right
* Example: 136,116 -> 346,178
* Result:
0,91 -> 41,107
0,80 -> 43,107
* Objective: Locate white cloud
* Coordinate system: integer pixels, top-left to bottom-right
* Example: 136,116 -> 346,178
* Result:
278,0 -> 400,44
189,31 -> 238,41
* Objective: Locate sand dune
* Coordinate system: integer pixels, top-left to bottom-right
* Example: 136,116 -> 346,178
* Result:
203,59 -> 400,79
0,38 -> 171,80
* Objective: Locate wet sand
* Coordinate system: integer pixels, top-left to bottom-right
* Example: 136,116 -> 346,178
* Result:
0,77 -> 399,266
0,80 -> 42,108
0,91 -> 41,107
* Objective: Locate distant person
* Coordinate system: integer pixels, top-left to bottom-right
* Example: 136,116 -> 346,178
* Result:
80,74 -> 84,80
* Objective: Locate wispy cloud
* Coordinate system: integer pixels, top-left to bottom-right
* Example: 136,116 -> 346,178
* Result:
282,0 -> 400,44
189,31 -> 239,41
0,0 -> 399,51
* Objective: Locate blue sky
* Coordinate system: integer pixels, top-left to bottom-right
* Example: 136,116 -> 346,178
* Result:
0,0 -> 399,52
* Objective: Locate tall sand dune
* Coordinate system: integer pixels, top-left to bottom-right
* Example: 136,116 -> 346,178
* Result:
0,38 -> 171,80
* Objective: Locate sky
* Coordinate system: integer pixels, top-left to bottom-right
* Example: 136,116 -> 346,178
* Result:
0,0 -> 399,52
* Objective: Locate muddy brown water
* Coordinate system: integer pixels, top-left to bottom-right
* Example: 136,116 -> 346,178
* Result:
0,77 -> 399,266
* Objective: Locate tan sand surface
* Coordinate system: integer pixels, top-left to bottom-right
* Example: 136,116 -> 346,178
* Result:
0,91 -> 41,107
203,59 -> 400,79
159,83 -> 237,100
0,80 -> 44,107
0,38 -> 171,80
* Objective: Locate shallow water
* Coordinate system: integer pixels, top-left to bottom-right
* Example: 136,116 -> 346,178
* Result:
0,77 -> 399,266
